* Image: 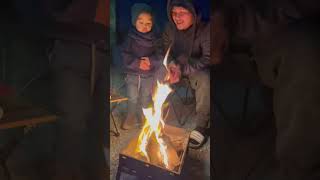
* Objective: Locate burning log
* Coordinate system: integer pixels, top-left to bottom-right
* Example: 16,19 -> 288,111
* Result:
122,135 -> 147,161
122,130 -> 181,171
147,134 -> 180,171
160,134 -> 180,171
119,124 -> 190,179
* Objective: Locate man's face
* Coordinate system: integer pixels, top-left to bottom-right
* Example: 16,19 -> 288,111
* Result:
171,6 -> 194,30
135,12 -> 153,33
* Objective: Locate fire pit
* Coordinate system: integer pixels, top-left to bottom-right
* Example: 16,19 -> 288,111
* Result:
116,124 -> 189,180
115,45 -> 189,180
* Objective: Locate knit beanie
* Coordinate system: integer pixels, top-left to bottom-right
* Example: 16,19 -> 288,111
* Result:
131,3 -> 153,26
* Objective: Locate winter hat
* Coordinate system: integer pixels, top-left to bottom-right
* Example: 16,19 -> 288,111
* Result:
131,3 -> 153,26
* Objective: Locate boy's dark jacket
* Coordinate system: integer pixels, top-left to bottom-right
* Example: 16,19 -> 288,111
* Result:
163,0 -> 211,76
121,28 -> 161,77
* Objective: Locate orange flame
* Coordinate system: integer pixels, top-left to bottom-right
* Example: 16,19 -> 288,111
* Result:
135,81 -> 172,168
134,46 -> 172,168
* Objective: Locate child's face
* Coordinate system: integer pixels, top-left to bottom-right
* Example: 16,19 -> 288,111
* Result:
135,12 -> 153,33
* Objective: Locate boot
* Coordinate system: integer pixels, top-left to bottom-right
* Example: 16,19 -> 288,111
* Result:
121,102 -> 138,130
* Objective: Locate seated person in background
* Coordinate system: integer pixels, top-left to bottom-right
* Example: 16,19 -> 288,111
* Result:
121,3 -> 161,130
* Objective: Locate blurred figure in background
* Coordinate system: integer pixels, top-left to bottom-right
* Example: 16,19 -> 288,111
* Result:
50,0 -> 108,179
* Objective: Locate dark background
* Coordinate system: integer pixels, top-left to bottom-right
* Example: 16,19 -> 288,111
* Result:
114,0 -> 211,44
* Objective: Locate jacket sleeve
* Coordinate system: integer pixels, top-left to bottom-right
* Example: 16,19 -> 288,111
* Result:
149,38 -> 164,70
182,23 -> 211,75
121,37 -> 140,71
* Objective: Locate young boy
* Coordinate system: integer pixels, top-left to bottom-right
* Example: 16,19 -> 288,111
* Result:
121,3 -> 161,130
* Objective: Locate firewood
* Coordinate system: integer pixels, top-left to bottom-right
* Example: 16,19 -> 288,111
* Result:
161,134 -> 180,171
147,135 -> 162,166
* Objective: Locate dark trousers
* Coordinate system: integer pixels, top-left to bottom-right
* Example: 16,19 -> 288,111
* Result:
51,40 -> 107,180
125,74 -> 153,111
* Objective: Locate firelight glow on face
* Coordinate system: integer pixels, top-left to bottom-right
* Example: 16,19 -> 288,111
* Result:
135,12 -> 153,33
171,6 -> 194,30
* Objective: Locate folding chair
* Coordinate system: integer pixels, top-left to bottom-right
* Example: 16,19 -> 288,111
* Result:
109,93 -> 127,137
109,71 -> 126,137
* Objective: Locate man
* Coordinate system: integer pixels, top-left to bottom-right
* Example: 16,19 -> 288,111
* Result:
160,0 -> 210,149
50,0 -> 108,179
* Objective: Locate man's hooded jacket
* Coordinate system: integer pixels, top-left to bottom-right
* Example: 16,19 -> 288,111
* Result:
163,0 -> 211,76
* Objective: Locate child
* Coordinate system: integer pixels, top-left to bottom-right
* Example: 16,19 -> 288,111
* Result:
121,3 -> 161,130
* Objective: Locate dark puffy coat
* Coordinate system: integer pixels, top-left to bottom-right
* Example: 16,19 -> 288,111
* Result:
121,28 -> 161,77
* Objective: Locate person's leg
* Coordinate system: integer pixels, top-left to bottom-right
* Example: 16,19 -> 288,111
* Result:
51,40 -> 92,180
189,70 -> 211,130
85,49 -> 108,180
137,76 -> 153,124
139,76 -> 153,108
121,74 -> 139,130
188,70 -> 210,148
52,72 -> 90,180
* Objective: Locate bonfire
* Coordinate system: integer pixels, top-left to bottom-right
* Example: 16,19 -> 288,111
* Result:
122,46 -> 184,171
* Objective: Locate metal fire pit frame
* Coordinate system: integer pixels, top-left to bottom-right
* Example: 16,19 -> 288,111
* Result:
116,124 -> 190,180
